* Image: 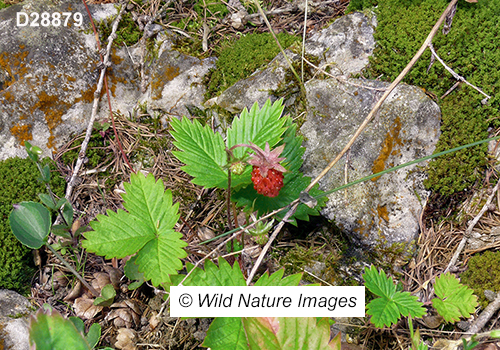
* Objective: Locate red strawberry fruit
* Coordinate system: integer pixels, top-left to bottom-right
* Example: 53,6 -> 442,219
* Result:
251,167 -> 284,197
247,142 -> 287,198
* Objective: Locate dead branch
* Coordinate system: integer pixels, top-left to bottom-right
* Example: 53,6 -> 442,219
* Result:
444,177 -> 500,274
466,291 -> 500,335
303,0 -> 459,194
428,43 -> 491,101
66,2 -> 128,199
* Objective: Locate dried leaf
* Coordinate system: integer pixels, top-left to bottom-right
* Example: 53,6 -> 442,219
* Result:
53,271 -> 69,288
114,328 -> 136,350
74,295 -> 103,320
64,281 -> 83,301
149,312 -> 160,331
92,272 -> 111,292
103,265 -> 123,290
197,227 -> 215,241
107,300 -> 142,328
422,314 -> 444,329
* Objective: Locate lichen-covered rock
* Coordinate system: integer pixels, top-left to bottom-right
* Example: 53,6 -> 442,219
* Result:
206,49 -> 300,114
0,289 -> 33,350
146,32 -> 216,119
305,11 -> 376,77
209,11 -> 376,114
0,0 -> 140,160
300,78 -> 441,249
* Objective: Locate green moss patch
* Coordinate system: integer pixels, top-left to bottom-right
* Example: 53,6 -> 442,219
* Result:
96,11 -> 143,47
205,32 -> 301,99
363,0 -> 500,195
461,251 -> 500,309
0,157 -> 65,294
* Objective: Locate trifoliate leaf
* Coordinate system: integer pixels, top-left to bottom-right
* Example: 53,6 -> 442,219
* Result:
170,117 -> 228,188
432,273 -> 478,323
364,265 -> 425,328
83,173 -> 187,286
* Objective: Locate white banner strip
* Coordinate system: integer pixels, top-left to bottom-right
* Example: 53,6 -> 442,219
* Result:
170,286 -> 365,317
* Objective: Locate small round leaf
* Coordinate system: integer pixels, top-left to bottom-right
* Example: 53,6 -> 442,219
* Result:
9,201 -> 51,249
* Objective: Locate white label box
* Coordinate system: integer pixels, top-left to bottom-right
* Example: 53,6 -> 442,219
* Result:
170,286 -> 365,317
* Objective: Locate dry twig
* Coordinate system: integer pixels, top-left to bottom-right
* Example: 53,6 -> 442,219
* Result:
303,0 -> 459,194
428,43 -> 491,101
66,2 -> 129,199
466,291 -> 500,335
444,177 -> 500,274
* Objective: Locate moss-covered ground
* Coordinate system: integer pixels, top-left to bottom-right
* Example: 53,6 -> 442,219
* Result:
351,0 -> 500,196
461,250 -> 500,309
0,157 -> 65,294
205,32 -> 301,98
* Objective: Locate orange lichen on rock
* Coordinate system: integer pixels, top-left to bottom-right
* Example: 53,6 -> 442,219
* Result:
0,49 -> 30,89
10,123 -> 33,146
377,205 -> 389,222
371,116 -> 402,181
151,65 -> 180,100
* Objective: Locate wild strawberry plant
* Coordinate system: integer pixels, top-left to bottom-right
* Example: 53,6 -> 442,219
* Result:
169,99 -> 326,223
363,266 -> 478,329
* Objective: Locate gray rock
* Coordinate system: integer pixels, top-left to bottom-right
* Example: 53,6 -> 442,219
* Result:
305,11 -> 377,77
0,290 -> 33,350
208,11 -> 376,114
0,0 -> 140,161
147,32 -> 216,119
301,78 -> 441,249
206,49 -> 300,114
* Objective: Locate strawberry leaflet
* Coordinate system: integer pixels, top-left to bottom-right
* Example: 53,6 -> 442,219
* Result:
83,173 -> 187,286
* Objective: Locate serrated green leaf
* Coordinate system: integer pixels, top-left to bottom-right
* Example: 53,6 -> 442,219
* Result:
366,297 -> 401,328
227,99 -> 287,159
203,317 -> 248,350
171,258 -> 246,287
254,269 -> 302,287
364,265 -> 425,328
9,201 -> 51,249
363,265 -> 396,298
174,260 -> 303,349
432,273 -> 478,323
170,117 -> 228,188
392,292 -> 425,318
242,317 -> 340,350
83,173 -> 187,286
